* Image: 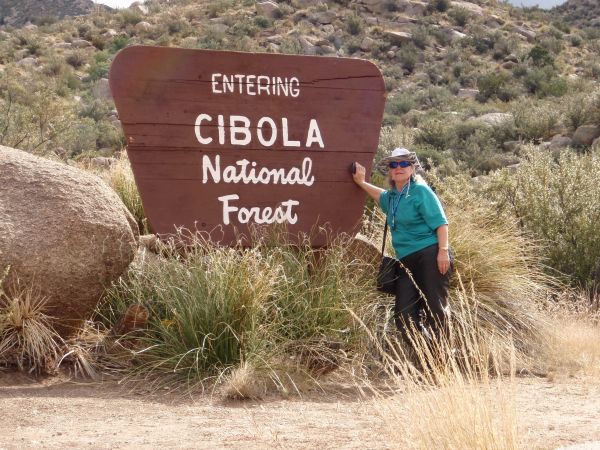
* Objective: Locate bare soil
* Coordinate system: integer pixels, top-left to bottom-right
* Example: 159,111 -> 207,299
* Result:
1,372 -> 599,450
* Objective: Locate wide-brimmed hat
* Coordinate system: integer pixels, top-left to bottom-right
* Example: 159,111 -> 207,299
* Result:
376,147 -> 423,175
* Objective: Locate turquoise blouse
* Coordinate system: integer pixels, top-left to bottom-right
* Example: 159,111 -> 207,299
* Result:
379,181 -> 448,260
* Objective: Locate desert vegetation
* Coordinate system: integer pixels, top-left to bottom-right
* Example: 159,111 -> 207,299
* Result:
1,0 -> 600,447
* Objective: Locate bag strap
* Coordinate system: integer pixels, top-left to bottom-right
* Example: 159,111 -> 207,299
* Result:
381,194 -> 391,256
381,219 -> 388,256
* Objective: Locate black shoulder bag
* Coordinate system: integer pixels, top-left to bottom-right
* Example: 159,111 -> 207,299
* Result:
376,207 -> 399,295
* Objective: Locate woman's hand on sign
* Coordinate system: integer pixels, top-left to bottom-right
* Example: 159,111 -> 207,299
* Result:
352,162 -> 366,185
437,248 -> 450,275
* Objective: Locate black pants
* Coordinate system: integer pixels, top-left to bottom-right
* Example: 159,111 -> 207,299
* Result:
394,244 -> 451,339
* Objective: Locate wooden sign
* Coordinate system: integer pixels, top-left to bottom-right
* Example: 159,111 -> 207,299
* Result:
109,46 -> 385,246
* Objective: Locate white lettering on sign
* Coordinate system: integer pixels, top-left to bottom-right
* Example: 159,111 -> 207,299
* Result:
194,114 -> 324,149
202,155 -> 315,186
218,194 -> 299,225
211,73 -> 300,98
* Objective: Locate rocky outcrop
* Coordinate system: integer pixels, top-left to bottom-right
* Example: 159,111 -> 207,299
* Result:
0,146 -> 138,337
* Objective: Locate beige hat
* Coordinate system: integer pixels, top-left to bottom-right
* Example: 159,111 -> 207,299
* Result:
376,147 -> 423,175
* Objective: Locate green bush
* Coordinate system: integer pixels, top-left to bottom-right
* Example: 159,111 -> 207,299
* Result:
476,71 -> 513,102
110,35 -> 130,53
58,117 -> 98,156
118,9 -> 143,27
486,148 -> 600,290
65,50 -> 87,68
448,7 -> 471,27
397,43 -> 419,73
528,45 -> 554,68
254,15 -> 272,28
346,13 -> 363,36
428,0 -> 450,13
101,234 -> 377,380
415,116 -> 458,151
512,100 -> 560,141
386,94 -> 416,116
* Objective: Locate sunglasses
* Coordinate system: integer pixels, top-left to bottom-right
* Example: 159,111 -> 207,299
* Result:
388,161 -> 412,169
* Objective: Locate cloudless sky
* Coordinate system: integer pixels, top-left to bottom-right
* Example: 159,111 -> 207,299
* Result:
93,0 -> 143,8
504,0 -> 567,8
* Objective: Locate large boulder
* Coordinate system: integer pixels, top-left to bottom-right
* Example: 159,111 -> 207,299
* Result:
0,146 -> 139,337
572,125 -> 600,146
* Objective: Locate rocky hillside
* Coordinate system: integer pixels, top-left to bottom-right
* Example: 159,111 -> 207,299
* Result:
553,0 -> 600,29
0,0 -> 101,27
0,0 -> 598,176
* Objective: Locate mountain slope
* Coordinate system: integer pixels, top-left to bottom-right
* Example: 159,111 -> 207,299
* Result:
553,0 -> 600,28
0,0 -> 101,27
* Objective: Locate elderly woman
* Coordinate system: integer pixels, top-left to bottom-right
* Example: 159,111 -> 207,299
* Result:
352,148 -> 451,339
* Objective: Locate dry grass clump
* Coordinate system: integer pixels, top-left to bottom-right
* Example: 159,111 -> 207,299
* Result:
366,284 -> 519,450
220,361 -> 268,400
0,276 -> 63,374
539,291 -> 600,380
102,152 -> 149,234
98,230 -> 378,390
436,174 -> 554,363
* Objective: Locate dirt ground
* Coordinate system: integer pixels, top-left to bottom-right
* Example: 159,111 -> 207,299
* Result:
1,372 -> 599,450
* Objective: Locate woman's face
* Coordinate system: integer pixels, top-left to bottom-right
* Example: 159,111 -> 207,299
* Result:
389,161 -> 413,186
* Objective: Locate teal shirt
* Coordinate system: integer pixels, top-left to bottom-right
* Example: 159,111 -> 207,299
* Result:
379,181 -> 448,260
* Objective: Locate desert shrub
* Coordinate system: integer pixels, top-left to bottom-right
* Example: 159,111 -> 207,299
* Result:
385,94 -> 416,116
476,71 -> 513,102
528,45 -> 554,67
491,36 -> 514,61
78,98 -> 111,122
0,277 -> 62,373
540,35 -> 563,55
103,153 -> 148,234
413,86 -> 454,110
536,76 -> 567,98
207,0 -> 234,18
428,0 -> 450,13
118,8 -> 143,27
486,147 -> 600,290
448,7 -> 471,27
397,43 -> 419,73
231,18 -> 259,38
512,100 -> 560,141
85,51 -> 111,82
101,233 -> 377,381
279,36 -> 303,55
346,13 -> 363,36
197,27 -> 226,50
569,34 -> 583,47
468,28 -> 494,54
96,121 -> 125,150
254,15 -> 272,28
110,35 -> 130,53
411,25 -> 430,50
65,50 -> 87,68
57,117 -> 98,156
415,116 -> 458,151
0,74 -> 74,154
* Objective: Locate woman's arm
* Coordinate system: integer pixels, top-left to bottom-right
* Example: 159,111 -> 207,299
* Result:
352,162 -> 385,203
437,224 -> 450,275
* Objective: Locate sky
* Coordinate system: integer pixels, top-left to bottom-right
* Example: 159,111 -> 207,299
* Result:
93,0 -> 143,8
503,0 -> 567,7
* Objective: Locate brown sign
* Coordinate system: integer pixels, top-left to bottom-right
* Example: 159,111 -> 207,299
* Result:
109,46 -> 385,246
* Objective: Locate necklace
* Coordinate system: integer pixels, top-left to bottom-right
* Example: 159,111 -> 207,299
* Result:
389,182 -> 410,231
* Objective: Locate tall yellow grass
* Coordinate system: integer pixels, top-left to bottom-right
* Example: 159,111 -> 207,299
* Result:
362,283 -> 520,450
